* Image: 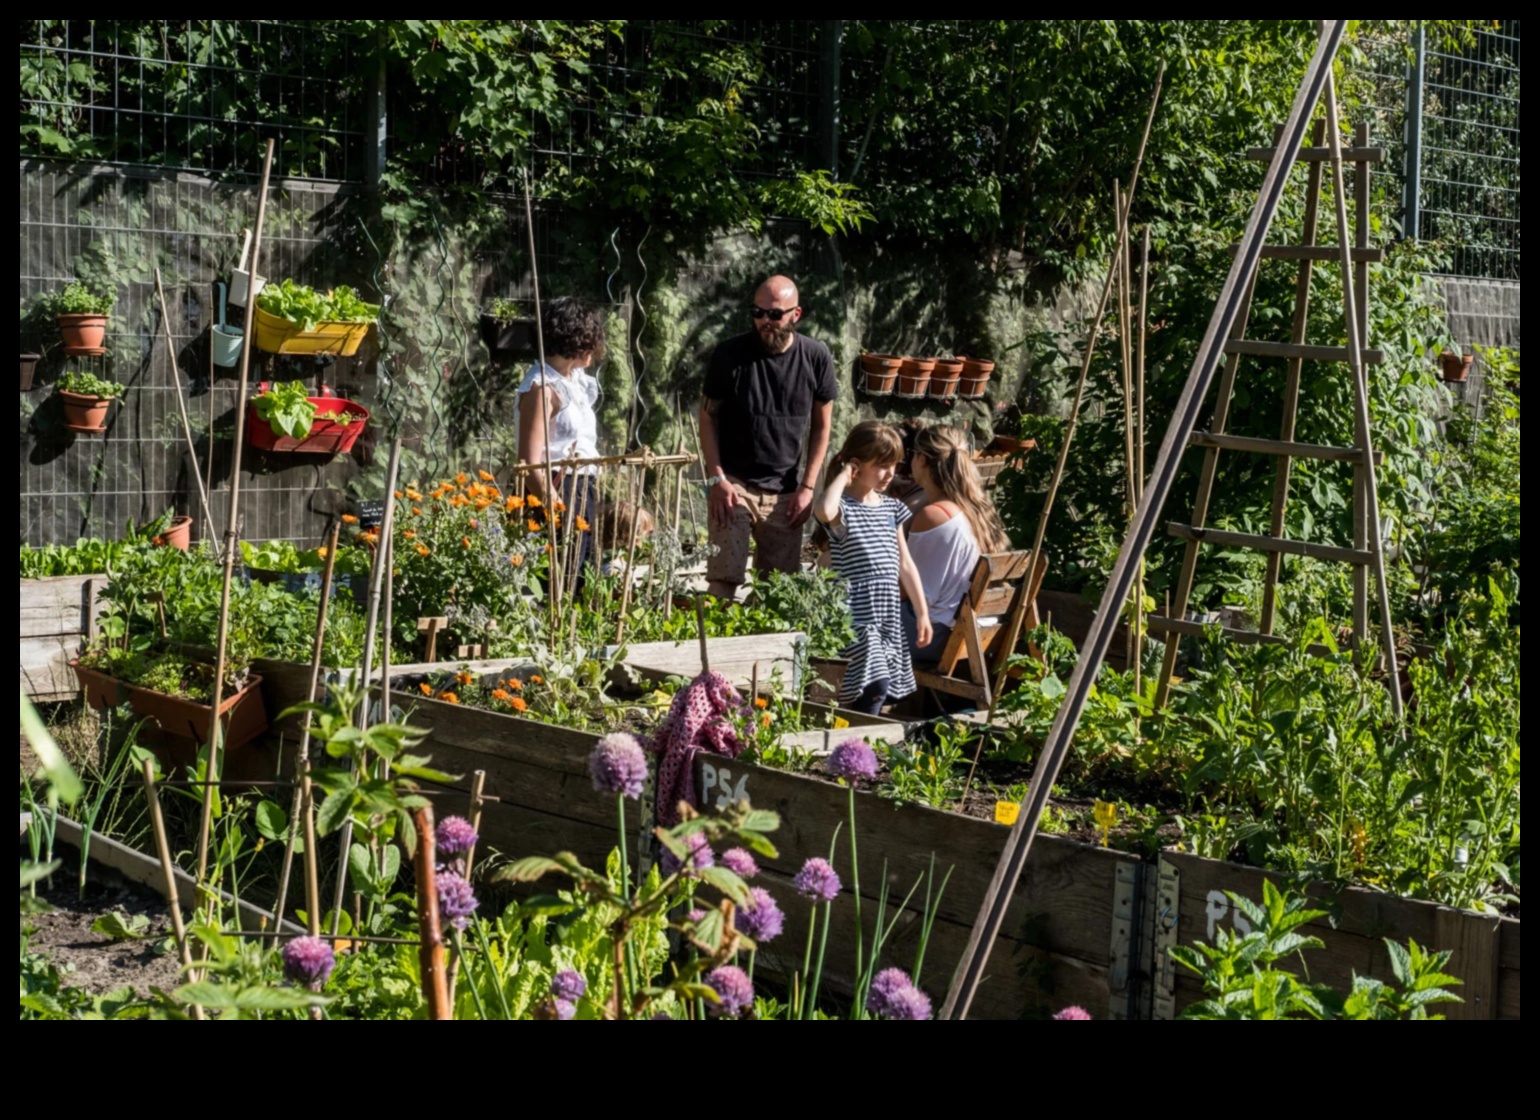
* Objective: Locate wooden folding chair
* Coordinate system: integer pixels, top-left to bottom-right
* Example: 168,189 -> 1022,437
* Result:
913,550 -> 1048,708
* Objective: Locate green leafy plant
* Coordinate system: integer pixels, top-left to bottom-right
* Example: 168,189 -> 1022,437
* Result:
39,281 -> 115,316
1171,880 -> 1463,1019
257,279 -> 380,332
252,380 -> 318,439
483,296 -> 529,324
55,370 -> 124,399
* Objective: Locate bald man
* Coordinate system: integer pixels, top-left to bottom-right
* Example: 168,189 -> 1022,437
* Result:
698,275 -> 837,598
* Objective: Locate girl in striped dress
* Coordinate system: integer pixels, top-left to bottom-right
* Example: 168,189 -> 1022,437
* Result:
814,421 -> 932,714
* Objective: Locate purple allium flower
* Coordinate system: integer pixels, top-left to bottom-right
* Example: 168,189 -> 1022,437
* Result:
827,738 -> 879,781
588,732 -> 649,798
866,966 -> 915,1015
661,831 -> 715,878
735,886 -> 785,943
555,998 -> 576,1021
281,935 -> 335,991
551,969 -> 587,1003
435,814 -> 478,858
793,856 -> 841,902
883,985 -> 933,1020
686,908 -> 707,925
720,847 -> 759,879
705,964 -> 754,1017
437,871 -> 479,930
1053,1005 -> 1093,1020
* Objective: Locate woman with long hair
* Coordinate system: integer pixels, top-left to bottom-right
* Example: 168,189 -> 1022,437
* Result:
904,425 -> 1011,660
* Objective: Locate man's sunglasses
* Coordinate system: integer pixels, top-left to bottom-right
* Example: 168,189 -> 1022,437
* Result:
749,305 -> 799,321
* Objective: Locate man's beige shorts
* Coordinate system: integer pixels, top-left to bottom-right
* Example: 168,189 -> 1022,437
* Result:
706,476 -> 804,587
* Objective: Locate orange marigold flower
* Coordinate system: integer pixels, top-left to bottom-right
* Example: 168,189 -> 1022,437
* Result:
508,554 -> 524,567
526,495 -> 543,509
491,688 -> 511,702
510,696 -> 528,713
753,697 -> 768,709
394,490 -> 404,499
553,500 -> 567,513
456,671 -> 475,686
456,472 -> 469,485
439,692 -> 460,705
411,507 -> 423,516
419,682 -> 433,695
317,546 -> 330,559
461,536 -> 472,548
468,519 -> 479,528
505,677 -> 523,690
416,544 -> 430,556
406,489 -> 423,501
479,469 -> 495,482
505,495 -> 525,511
475,499 -> 492,511
527,519 -> 542,533
341,514 -> 359,524
529,675 -> 545,685
576,516 -> 590,532
761,712 -> 773,728
403,529 -> 416,539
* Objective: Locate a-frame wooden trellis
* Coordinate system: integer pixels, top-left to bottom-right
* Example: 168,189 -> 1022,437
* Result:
1149,105 -> 1402,717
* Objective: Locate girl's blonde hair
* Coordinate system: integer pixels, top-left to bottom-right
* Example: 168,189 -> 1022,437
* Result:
833,420 -> 904,469
912,425 -> 1010,553
595,500 -> 655,550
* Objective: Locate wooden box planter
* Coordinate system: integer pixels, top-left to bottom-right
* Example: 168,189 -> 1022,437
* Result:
20,575 -> 107,701
21,352 -> 41,391
245,396 -> 370,455
253,306 -> 371,356
71,661 -> 270,751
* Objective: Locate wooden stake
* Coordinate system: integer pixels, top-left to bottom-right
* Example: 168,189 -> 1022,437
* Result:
418,616 -> 447,662
271,522 -> 341,929
412,805 -> 453,1019
195,137 -> 275,887
153,268 -> 215,535
694,594 -> 711,675
142,758 -> 204,1020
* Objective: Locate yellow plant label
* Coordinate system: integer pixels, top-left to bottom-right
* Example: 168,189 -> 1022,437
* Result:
994,801 -> 1020,825
832,717 -> 851,730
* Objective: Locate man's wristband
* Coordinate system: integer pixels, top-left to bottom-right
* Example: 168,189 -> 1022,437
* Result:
800,482 -> 815,492
703,473 -> 727,489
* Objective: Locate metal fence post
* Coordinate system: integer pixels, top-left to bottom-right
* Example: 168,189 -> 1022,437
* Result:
1401,22 -> 1425,240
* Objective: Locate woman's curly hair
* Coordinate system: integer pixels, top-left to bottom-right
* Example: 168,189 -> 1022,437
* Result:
542,296 -> 604,359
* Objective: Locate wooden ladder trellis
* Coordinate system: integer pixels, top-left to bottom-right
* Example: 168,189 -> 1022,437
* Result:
1149,112 -> 1403,719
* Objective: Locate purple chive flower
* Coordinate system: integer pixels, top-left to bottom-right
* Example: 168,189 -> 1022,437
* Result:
705,965 -> 754,1018
661,831 -> 715,878
720,847 -> 759,879
555,998 -> 576,1021
551,969 -> 587,1003
883,985 -> 933,1020
735,886 -> 785,943
281,935 -> 335,991
827,738 -> 879,781
588,732 -> 649,798
793,856 -> 841,902
437,871 -> 479,930
686,908 -> 707,925
866,966 -> 915,1016
435,814 -> 478,858
1053,1005 -> 1093,1020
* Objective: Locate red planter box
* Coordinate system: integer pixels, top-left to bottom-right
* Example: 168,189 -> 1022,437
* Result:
246,395 -> 369,455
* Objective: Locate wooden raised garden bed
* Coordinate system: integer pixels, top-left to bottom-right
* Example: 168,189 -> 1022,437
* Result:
20,575 -> 106,701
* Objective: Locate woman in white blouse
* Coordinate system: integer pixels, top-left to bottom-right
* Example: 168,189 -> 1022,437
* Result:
903,425 -> 1011,660
517,296 -> 604,571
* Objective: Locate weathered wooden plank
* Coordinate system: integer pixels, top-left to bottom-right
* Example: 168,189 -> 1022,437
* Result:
1164,851 -> 1514,1019
20,634 -> 82,700
1498,970 -> 1520,1020
1246,144 -> 1385,162
620,632 -> 803,693
694,755 -> 1136,969
418,736 -> 617,832
1434,906 -> 1501,1021
1499,917 -> 1520,969
1223,338 -> 1384,364
1190,431 -> 1384,464
1167,522 -> 1374,565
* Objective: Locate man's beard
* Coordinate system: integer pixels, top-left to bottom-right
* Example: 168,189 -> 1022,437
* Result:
757,323 -> 794,353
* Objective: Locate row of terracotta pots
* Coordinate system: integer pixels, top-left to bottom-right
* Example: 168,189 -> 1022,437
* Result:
860,353 -> 995,400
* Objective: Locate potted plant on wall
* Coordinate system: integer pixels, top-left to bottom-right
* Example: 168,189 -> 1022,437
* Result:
40,281 -> 115,355
1439,348 -> 1474,382
859,352 -> 901,395
55,369 -> 124,433
254,279 -> 379,356
21,352 -> 40,391
480,296 -> 537,356
247,380 -> 370,454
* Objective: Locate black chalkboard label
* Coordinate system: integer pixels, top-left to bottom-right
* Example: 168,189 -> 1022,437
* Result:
357,499 -> 386,529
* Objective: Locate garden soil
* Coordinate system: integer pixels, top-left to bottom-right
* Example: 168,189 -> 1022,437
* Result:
24,863 -> 183,997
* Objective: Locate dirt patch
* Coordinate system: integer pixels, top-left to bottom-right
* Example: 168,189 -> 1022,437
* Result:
22,857 -> 184,998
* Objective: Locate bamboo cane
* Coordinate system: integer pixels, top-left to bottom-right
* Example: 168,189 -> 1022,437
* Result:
1134,225 -> 1151,694
142,759 -> 205,1020
152,268 -> 214,535
194,137 -> 275,887
271,522 -> 341,929
522,172 -> 558,629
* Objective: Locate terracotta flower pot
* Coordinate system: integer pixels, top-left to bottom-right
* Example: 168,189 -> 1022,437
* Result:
155,515 -> 193,550
1439,350 -> 1473,382
58,389 -> 114,434
896,357 -> 935,397
860,352 -> 901,395
929,357 -> 964,400
57,313 -> 108,356
72,660 -> 269,751
21,353 -> 40,391
959,356 -> 996,399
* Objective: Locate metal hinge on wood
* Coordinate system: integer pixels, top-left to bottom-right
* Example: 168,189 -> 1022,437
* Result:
1151,857 -> 1181,1020
1107,862 -> 1151,1019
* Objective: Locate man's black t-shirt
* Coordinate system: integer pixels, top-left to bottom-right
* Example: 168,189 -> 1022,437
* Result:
704,331 -> 838,493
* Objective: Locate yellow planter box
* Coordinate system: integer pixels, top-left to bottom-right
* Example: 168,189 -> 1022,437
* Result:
253,306 -> 372,356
